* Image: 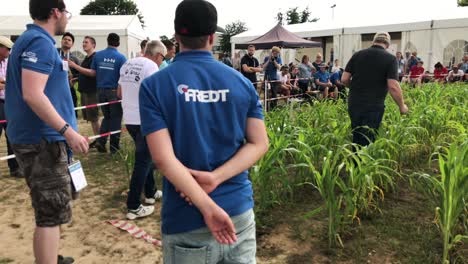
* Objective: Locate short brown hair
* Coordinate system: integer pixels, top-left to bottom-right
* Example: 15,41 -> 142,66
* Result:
177,34 -> 209,50
247,45 -> 255,49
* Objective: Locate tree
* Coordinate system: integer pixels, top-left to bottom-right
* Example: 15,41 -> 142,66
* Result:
219,21 -> 248,54
80,0 -> 145,28
276,7 -> 319,25
459,0 -> 468,6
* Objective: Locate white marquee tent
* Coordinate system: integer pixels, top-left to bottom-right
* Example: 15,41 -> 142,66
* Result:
231,17 -> 468,71
0,15 -> 147,61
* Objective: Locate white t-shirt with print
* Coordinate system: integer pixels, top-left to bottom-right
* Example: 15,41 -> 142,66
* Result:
119,57 -> 158,125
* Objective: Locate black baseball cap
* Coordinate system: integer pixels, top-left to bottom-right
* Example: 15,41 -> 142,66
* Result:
174,0 -> 226,37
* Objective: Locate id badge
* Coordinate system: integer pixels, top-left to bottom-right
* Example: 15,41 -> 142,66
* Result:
62,60 -> 69,71
68,161 -> 87,192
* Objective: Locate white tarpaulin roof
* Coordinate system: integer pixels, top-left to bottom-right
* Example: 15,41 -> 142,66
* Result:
232,16 -> 468,43
0,15 -> 146,39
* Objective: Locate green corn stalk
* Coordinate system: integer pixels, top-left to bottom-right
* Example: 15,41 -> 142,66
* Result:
412,141 -> 468,263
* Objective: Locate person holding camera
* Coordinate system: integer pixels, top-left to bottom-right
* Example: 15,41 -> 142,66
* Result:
263,46 -> 282,109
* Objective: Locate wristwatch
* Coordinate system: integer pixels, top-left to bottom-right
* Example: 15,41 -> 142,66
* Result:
59,123 -> 70,135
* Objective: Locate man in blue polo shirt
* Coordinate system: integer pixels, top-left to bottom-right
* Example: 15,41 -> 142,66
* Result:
314,63 -> 336,99
139,1 -> 269,263
69,33 -> 126,154
263,46 -> 282,109
5,0 -> 89,263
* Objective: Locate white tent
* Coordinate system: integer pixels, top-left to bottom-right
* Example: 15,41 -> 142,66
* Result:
232,17 -> 468,71
0,15 -> 147,61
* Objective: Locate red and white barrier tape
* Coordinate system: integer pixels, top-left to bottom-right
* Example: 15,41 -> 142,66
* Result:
108,219 -> 162,247
74,100 -> 122,111
0,100 -> 122,124
0,128 -> 126,161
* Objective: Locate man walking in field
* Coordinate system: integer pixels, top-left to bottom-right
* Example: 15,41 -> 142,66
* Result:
139,0 -> 269,263
342,32 -> 408,146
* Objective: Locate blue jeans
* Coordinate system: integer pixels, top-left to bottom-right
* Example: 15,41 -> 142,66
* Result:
98,89 -> 122,153
348,107 -> 385,146
162,209 -> 256,264
126,125 -> 157,210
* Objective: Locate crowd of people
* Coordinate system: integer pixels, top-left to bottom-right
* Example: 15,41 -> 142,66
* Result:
237,45 -> 467,105
1,0 -> 270,263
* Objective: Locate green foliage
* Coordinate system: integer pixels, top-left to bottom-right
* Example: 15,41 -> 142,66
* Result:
412,141 -> 468,264
458,0 -> 468,6
252,82 -> 467,260
219,21 -> 248,55
276,7 -> 319,25
80,0 -> 145,28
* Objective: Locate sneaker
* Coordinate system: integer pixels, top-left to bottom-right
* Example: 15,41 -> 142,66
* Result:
144,190 -> 163,204
126,205 -> 154,220
58,255 -> 75,264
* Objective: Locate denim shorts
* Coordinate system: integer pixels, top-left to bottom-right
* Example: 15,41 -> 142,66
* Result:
162,209 -> 256,264
12,140 -> 72,227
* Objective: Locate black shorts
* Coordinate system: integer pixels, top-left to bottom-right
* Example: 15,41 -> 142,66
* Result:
12,140 -> 73,227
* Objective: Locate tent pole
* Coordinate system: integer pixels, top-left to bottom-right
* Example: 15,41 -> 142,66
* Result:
264,79 -> 268,112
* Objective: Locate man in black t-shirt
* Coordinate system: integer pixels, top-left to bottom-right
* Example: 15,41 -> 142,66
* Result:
78,36 -> 100,143
342,32 -> 408,146
241,45 -> 262,85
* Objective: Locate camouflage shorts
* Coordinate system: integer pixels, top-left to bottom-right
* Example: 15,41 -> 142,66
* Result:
12,140 -> 72,227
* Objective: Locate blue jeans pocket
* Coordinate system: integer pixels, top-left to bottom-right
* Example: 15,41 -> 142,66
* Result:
174,245 -> 209,264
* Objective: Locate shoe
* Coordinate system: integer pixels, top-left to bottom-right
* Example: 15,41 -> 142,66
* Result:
144,190 -> 163,204
126,205 -> 155,220
58,255 -> 75,264
95,142 -> 107,153
89,140 -> 98,148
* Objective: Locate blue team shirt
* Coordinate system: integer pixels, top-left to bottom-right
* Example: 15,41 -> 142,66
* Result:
314,70 -> 331,83
139,51 -> 263,235
5,24 -> 77,144
263,56 -> 282,80
330,71 -> 342,85
91,47 -> 126,89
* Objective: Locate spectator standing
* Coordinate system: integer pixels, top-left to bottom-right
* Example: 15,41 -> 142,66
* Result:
69,33 -> 127,154
396,51 -> 406,81
312,53 -> 323,70
0,36 -> 21,178
240,45 -> 262,84
159,40 -> 176,70
460,55 -> 468,76
139,0 -> 269,262
298,55 -> 314,95
263,46 -> 282,109
279,65 -> 292,97
5,0 -> 89,263
342,32 -> 408,146
331,59 -> 341,73
58,32 -> 80,117
77,36 -> 100,144
137,39 -> 148,57
219,53 -> 233,67
118,40 -> 166,220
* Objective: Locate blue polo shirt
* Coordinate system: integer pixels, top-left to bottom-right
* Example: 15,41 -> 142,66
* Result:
91,47 -> 126,89
330,70 -> 342,85
263,56 -> 282,80
314,70 -> 331,83
5,24 -> 77,144
139,50 -> 263,235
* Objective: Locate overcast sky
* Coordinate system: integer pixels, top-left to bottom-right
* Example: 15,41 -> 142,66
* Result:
1,0 -> 467,38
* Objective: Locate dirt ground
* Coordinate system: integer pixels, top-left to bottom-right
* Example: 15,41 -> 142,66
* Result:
0,121 -> 465,264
